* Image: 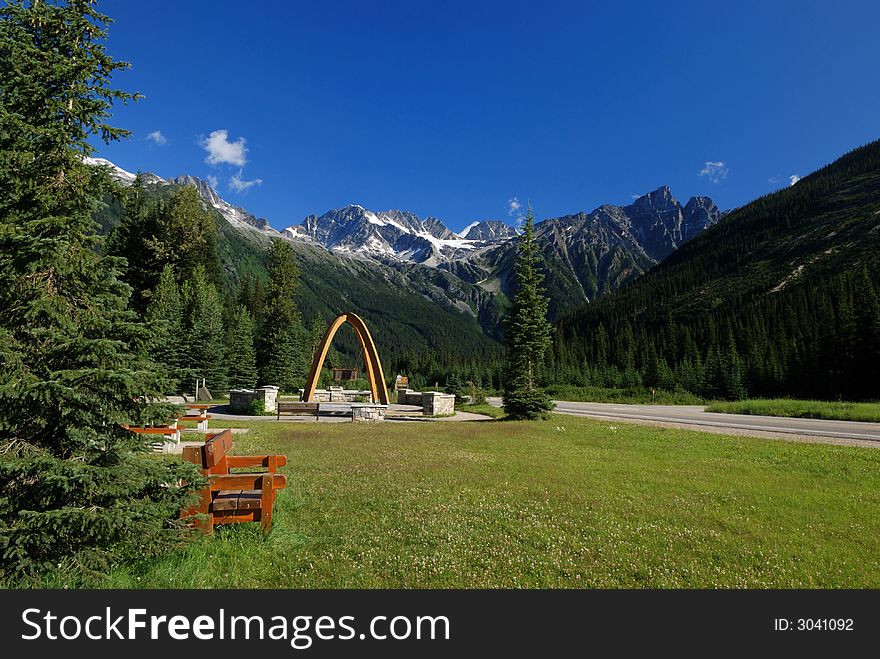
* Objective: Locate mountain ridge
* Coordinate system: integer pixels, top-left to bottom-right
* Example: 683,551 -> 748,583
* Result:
85,157 -> 721,329
554,138 -> 880,400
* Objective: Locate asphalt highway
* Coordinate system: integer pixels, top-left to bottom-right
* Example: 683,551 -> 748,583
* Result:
487,398 -> 880,445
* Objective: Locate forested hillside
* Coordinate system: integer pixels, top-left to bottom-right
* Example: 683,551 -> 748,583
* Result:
97,179 -> 502,392
552,140 -> 880,400
93,138 -> 880,401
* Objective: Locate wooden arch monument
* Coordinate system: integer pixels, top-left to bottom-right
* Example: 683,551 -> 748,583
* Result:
301,312 -> 389,405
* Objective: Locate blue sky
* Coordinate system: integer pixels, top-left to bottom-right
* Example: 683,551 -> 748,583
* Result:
93,0 -> 880,233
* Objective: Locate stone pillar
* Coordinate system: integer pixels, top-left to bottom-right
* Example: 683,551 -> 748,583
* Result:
422,392 -> 455,416
256,386 -> 279,412
350,404 -> 387,422
229,389 -> 256,414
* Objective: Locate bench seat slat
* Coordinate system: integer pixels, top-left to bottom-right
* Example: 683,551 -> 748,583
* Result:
227,455 -> 288,469
207,473 -> 286,491
212,490 -> 263,511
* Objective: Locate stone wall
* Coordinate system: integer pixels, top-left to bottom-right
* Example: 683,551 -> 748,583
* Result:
228,385 -> 279,413
396,389 -> 456,415
351,404 -> 387,422
422,391 -> 455,416
302,388 -> 372,403
397,389 -> 424,406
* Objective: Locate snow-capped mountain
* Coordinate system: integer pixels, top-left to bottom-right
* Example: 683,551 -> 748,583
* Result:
282,188 -> 719,267
84,157 -> 165,186
166,175 -> 274,234
83,157 -> 722,325
284,205 -> 512,266
84,157 -> 277,237
459,220 -> 519,241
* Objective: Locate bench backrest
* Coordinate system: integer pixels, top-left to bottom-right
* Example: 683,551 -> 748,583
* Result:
278,402 -> 318,410
182,428 -> 233,472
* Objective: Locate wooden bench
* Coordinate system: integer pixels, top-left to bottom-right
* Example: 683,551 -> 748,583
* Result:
277,401 -> 320,420
181,429 -> 287,533
177,413 -> 211,432
122,424 -> 181,453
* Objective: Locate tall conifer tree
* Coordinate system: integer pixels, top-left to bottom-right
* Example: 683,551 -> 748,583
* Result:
502,205 -> 555,419
0,0 -> 198,581
180,265 -> 228,394
145,264 -> 185,391
257,240 -> 305,392
226,305 -> 258,389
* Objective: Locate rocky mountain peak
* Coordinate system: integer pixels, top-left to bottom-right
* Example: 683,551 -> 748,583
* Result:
629,185 -> 679,214
84,157 -> 165,186
460,220 -> 519,241
682,196 -> 723,241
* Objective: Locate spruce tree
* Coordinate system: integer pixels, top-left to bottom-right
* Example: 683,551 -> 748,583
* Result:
0,0 -> 199,582
156,185 -> 223,291
502,205 -> 555,419
145,264 -> 185,392
226,305 -> 258,389
105,175 -> 158,312
257,239 -> 305,392
180,266 -> 228,395
107,184 -> 222,313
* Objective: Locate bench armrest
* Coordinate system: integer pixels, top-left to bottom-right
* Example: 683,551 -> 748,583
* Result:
207,473 -> 287,490
226,455 -> 288,470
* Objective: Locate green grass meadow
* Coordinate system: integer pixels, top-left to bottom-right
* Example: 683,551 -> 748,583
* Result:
706,399 -> 880,423
457,403 -> 506,418
65,415 -> 880,589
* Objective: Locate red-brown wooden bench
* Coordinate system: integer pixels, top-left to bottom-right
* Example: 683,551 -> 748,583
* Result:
181,429 -> 287,533
122,424 -> 181,453
177,413 -> 212,431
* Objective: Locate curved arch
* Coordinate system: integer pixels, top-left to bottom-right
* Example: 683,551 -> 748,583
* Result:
301,312 -> 389,405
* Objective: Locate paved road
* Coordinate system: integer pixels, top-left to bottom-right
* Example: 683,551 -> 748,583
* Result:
487,398 -> 880,446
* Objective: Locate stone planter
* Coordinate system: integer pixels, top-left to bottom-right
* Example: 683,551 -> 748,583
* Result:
302,389 -> 374,403
421,392 -> 455,416
229,386 -> 279,413
350,403 -> 387,422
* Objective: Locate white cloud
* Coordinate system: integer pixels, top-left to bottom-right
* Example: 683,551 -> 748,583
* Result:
507,197 -> 521,216
206,175 -> 220,190
229,170 -> 263,193
698,160 -> 729,183
201,129 -> 248,166
146,130 -> 167,146
768,174 -> 801,187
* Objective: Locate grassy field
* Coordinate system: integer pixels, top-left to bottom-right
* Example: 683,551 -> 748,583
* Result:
458,403 -> 506,419
53,415 -> 880,589
706,399 -> 880,423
